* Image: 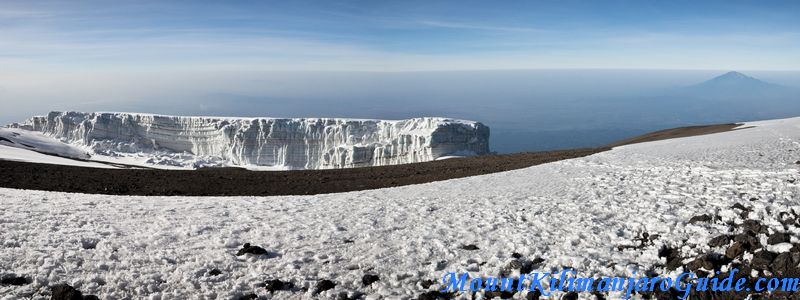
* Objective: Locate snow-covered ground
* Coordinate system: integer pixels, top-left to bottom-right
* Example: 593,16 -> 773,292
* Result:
1,117 -> 799,299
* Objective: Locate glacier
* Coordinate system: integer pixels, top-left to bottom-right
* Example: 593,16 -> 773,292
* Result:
8,111 -> 490,169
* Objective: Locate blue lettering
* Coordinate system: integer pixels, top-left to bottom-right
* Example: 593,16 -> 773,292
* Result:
440,272 -> 469,292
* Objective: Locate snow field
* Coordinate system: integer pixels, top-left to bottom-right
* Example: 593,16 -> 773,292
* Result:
1,117 -> 799,299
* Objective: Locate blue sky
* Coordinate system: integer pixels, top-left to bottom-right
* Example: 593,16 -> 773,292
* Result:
1,0 -> 799,71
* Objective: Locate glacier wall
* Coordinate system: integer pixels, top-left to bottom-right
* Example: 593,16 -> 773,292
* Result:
10,111 -> 490,169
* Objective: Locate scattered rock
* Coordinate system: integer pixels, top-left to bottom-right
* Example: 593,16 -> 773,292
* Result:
362,274 -> 380,286
264,279 -> 294,293
768,232 -> 791,245
687,253 -> 729,271
708,235 -> 733,247
461,244 -> 480,251
239,293 -> 258,300
209,269 -> 222,276
530,257 -> 545,265
562,291 -> 579,300
733,233 -> 760,249
504,259 -> 523,271
725,242 -> 746,259
51,284 -> 96,300
236,243 -> 268,256
689,214 -> 713,224
420,279 -> 435,289
732,204 -> 752,218
526,290 -> 542,300
771,252 -> 800,276
592,291 -> 607,300
0,276 -> 27,286
485,290 -> 515,299
751,251 -> 777,270
418,291 -> 453,300
658,246 -> 684,271
520,261 -> 536,274
314,279 -> 336,294
779,212 -> 796,226
731,203 -> 751,211
741,220 -> 763,234
80,239 -> 99,250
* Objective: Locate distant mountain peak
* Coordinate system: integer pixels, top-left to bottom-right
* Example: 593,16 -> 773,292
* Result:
694,71 -> 775,89
710,71 -> 758,82
681,71 -> 786,97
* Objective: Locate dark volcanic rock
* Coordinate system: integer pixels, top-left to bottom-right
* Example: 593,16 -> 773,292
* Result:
418,291 -> 453,300
687,253 -> 730,271
526,290 -> 542,300
768,232 -> 791,245
502,258 -> 538,276
362,274 -> 380,286
731,203 -> 751,211
779,212 -> 796,226
741,220 -> 763,234
420,279 -> 435,289
236,243 -> 268,256
592,291 -> 607,300
771,252 -> 800,276
239,294 -> 258,300
658,245 -> 679,259
208,269 -> 222,276
264,279 -> 294,293
461,244 -> 480,251
725,242 -> 746,259
511,252 -> 523,259
751,250 -> 778,270
689,214 -> 713,224
51,284 -> 84,300
0,276 -> 28,286
485,290 -> 516,299
733,233 -> 760,250
562,292 -> 579,300
708,235 -> 733,247
658,246 -> 684,271
732,203 -> 753,218
314,280 -> 336,294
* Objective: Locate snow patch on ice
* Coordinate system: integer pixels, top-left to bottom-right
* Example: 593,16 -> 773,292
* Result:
0,128 -> 90,160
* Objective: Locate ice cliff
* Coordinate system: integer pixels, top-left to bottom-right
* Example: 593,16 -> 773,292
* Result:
9,111 -> 490,169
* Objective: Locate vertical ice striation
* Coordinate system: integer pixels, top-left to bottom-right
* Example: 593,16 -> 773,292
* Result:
11,111 -> 490,169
